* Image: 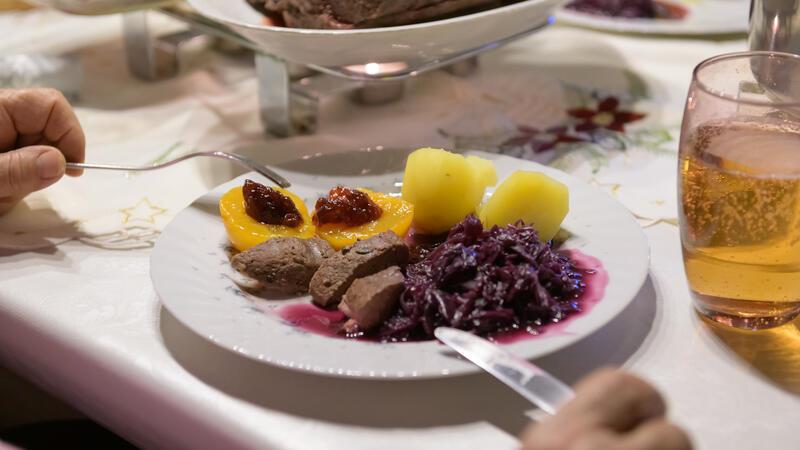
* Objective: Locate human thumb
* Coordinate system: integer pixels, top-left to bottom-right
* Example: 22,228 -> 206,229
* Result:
0,146 -> 66,201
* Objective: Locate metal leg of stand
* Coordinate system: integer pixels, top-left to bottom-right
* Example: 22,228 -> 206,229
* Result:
444,56 -> 480,77
255,53 -> 318,137
122,11 -> 206,81
352,81 -> 405,105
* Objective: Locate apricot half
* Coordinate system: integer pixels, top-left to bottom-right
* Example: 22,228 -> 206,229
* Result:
220,186 -> 315,252
314,189 -> 414,250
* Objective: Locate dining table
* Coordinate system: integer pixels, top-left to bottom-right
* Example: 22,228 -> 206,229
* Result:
1,5 -> 799,450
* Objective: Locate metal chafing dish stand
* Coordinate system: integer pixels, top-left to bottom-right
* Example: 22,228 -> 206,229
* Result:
34,1 -> 554,137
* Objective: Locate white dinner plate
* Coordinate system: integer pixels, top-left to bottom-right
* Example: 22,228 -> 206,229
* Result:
557,0 -> 749,35
151,150 -> 649,379
187,0 -> 564,67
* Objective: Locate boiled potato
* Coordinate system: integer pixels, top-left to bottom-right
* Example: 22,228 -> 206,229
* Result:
466,155 -> 498,188
479,171 -> 569,241
402,148 -> 497,234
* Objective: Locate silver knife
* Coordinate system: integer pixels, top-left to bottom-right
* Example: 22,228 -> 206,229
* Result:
434,327 -> 574,415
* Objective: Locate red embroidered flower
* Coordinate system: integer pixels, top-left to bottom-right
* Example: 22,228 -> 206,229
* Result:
501,125 -> 585,153
568,97 -> 646,132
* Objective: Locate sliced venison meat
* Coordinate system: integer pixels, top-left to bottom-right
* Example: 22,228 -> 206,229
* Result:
310,231 -> 409,308
339,266 -> 404,331
247,0 -> 515,29
232,237 -> 334,294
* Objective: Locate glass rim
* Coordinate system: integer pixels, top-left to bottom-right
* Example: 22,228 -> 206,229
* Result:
693,50 -> 800,107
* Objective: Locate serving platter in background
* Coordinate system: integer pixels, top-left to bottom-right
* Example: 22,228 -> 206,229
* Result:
557,0 -> 750,35
187,0 -> 564,67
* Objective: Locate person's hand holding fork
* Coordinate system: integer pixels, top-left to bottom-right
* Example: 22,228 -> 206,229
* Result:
0,88 -> 85,215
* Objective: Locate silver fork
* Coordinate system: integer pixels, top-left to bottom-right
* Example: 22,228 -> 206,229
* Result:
66,151 -> 291,188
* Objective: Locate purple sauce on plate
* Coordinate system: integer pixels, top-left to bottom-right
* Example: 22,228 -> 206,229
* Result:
278,304 -> 347,338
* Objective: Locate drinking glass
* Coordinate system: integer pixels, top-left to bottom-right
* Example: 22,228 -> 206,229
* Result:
678,51 -> 800,330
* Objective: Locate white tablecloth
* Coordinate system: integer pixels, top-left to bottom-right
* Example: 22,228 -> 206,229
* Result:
1,8 -> 799,450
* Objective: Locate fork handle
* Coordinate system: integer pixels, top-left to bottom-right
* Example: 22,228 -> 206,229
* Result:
66,151 -> 291,188
68,162 -> 151,172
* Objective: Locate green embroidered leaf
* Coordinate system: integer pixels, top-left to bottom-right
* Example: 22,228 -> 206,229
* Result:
624,128 -> 678,155
150,141 -> 184,166
623,70 -> 650,100
549,144 -> 609,174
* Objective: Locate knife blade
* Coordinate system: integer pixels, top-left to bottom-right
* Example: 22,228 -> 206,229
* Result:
434,327 -> 574,415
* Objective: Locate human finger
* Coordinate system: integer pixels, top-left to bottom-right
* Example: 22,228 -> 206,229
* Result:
0,88 -> 85,176
0,146 -> 65,214
621,419 -> 693,450
561,369 -> 667,432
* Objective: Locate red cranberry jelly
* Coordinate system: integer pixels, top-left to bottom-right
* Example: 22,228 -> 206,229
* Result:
242,179 -> 302,228
313,187 -> 382,227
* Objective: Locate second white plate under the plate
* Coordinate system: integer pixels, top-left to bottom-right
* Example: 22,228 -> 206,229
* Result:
151,151 -> 649,379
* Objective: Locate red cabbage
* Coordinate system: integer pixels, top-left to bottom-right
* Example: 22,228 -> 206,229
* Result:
380,215 -> 584,342
565,0 -> 656,18
564,0 -> 682,19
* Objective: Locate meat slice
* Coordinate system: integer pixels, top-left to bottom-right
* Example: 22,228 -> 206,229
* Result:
231,237 -> 334,294
339,266 -> 404,331
332,0 -> 508,28
247,0 -> 516,29
310,231 -> 409,308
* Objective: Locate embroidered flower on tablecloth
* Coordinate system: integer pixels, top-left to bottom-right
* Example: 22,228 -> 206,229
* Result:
435,77 -> 680,227
501,125 -> 585,153
499,96 -> 648,157
568,97 -> 646,133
